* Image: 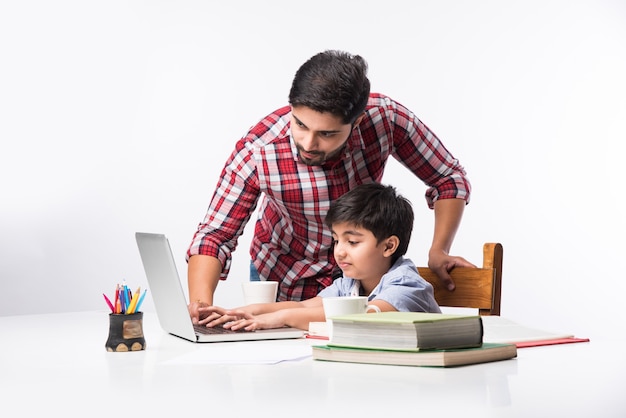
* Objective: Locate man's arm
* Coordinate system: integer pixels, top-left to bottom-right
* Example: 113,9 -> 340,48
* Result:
428,198 -> 476,291
187,254 -> 222,323
186,134 -> 263,321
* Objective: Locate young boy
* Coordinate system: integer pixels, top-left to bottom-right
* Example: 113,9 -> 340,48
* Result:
197,183 -> 440,331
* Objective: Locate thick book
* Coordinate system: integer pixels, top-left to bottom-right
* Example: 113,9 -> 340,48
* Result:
312,342 -> 517,367
328,312 -> 483,351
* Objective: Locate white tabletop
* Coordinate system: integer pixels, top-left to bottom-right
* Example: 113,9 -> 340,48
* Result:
1,311 -> 624,417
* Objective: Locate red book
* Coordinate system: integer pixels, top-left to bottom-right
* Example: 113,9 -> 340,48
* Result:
514,337 -> 590,348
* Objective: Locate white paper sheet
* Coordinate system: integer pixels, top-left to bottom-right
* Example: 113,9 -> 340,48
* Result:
162,340 -> 312,365
482,316 -> 574,343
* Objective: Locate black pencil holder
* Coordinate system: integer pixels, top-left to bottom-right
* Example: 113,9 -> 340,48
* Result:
105,312 -> 146,352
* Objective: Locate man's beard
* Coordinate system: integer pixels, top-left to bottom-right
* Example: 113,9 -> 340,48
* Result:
296,144 -> 344,166
296,145 -> 326,166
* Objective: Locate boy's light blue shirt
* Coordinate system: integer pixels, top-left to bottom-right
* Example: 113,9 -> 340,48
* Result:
317,256 -> 441,313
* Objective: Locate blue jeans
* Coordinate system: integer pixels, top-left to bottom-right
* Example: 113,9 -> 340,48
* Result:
249,261 -> 261,281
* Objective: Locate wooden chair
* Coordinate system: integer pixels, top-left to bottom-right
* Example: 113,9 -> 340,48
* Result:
417,243 -> 503,316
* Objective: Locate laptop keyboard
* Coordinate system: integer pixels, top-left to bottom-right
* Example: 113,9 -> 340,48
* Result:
193,324 -> 249,335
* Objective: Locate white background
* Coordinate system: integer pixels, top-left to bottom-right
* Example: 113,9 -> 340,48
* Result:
1,0 -> 624,343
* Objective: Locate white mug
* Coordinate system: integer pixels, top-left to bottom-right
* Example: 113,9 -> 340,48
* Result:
322,296 -> 380,318
241,281 -> 278,305
322,296 -> 379,340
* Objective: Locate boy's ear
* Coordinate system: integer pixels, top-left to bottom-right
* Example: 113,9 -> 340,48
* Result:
382,236 -> 400,257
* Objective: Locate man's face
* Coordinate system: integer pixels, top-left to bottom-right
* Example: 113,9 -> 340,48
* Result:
290,105 -> 353,166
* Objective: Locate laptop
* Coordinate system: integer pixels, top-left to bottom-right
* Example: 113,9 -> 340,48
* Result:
135,232 -> 304,342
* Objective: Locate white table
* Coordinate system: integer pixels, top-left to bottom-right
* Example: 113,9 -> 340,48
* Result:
1,311 -> 623,417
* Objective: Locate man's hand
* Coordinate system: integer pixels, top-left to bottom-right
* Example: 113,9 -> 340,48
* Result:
188,300 -> 211,325
428,249 -> 476,291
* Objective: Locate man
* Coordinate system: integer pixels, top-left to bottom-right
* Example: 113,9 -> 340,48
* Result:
187,50 -> 474,323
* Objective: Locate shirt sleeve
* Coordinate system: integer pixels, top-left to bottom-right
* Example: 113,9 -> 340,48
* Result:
186,138 -> 261,279
385,97 -> 471,209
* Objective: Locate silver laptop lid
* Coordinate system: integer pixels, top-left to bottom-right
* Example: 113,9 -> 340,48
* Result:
135,232 -> 304,342
135,232 -> 198,342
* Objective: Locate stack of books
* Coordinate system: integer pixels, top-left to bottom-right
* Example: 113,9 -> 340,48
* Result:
311,312 -> 518,367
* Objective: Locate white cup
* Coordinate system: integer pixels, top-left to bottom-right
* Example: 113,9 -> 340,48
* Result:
322,296 -> 379,340
322,296 -> 370,318
241,281 -> 278,305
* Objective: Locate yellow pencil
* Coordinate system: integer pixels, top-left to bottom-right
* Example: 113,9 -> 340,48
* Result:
127,287 -> 140,314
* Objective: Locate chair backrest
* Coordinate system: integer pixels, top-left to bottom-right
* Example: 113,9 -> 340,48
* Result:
417,243 -> 503,316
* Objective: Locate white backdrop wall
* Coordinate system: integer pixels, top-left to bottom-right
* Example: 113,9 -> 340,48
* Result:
1,1 -> 625,342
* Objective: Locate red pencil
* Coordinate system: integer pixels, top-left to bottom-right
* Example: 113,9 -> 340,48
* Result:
103,293 -> 115,313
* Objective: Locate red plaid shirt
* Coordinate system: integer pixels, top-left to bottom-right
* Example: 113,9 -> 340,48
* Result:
187,93 -> 471,301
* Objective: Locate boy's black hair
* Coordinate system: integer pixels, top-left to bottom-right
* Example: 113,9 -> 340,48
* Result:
325,182 -> 414,265
288,50 -> 370,125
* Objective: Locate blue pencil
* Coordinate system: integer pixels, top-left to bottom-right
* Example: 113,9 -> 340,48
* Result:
123,285 -> 130,313
134,289 -> 148,312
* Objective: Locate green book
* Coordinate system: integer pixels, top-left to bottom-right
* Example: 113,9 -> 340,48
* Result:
312,342 -> 517,368
327,311 -> 484,351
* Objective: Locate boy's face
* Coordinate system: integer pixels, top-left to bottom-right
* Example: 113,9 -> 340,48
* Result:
290,105 -> 353,166
331,222 -> 394,284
